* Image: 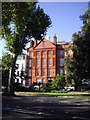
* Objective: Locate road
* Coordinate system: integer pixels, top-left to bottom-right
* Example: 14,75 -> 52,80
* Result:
2,95 -> 90,120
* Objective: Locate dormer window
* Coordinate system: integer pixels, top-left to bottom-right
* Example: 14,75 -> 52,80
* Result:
43,41 -> 46,47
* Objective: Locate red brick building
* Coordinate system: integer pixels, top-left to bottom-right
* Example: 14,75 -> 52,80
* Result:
26,35 -> 72,86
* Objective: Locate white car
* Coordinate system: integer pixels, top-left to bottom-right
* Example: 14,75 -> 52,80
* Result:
64,86 -> 75,91
34,85 -> 39,90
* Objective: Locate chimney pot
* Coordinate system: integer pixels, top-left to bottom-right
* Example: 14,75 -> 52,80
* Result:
30,40 -> 34,47
54,34 -> 57,45
34,39 -> 37,47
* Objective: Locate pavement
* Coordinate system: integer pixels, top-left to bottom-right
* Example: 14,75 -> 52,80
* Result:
2,95 -> 90,120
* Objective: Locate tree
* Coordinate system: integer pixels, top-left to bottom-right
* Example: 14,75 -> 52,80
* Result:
1,2 -> 52,95
79,3 -> 90,80
64,56 -> 73,85
64,3 -> 90,91
42,81 -> 52,92
52,74 -> 66,90
1,52 -> 12,94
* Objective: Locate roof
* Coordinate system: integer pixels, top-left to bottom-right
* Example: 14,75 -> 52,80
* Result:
28,38 -> 56,51
27,38 -> 71,51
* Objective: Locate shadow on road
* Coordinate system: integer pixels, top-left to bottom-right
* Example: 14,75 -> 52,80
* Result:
2,95 -> 90,120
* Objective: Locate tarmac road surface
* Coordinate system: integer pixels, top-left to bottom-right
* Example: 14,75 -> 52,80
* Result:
2,95 -> 90,120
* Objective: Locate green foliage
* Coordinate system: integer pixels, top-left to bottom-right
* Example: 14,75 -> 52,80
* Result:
2,52 -> 12,70
64,3 -> 90,90
2,2 -> 52,55
1,52 -> 12,93
41,74 -> 66,92
52,74 -> 66,90
51,89 -> 67,93
42,81 -> 52,92
2,2 -> 52,95
64,57 -> 75,85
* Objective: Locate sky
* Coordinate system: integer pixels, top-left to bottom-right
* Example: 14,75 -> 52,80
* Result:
0,2 -> 88,59
37,2 -> 88,42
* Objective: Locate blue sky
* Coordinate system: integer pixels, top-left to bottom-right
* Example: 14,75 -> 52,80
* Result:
0,2 -> 88,58
37,2 -> 88,42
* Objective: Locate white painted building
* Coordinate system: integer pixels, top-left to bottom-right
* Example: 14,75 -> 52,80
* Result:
15,54 -> 26,86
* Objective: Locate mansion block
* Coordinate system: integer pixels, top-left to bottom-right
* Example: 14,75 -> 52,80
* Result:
26,35 -> 73,86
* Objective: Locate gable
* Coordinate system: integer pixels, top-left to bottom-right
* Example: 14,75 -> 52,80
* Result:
34,38 -> 56,50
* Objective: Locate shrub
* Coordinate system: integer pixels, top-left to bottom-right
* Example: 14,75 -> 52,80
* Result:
41,82 -> 52,92
51,74 -> 66,90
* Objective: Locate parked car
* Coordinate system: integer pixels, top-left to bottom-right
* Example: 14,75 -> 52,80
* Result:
64,86 -> 75,91
80,83 -> 90,91
85,83 -> 90,90
33,85 -> 39,91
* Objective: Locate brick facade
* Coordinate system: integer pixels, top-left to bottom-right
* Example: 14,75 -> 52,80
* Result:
26,35 -> 73,86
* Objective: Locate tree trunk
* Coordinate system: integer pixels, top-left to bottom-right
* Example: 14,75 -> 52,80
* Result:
9,55 -> 17,96
74,79 -> 78,91
75,79 -> 81,91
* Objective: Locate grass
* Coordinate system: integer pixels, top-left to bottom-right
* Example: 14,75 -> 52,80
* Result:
15,91 -> 90,98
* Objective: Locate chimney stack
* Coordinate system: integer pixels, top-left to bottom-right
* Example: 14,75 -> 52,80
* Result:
30,40 -> 34,47
54,34 -> 57,45
34,39 -> 37,47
